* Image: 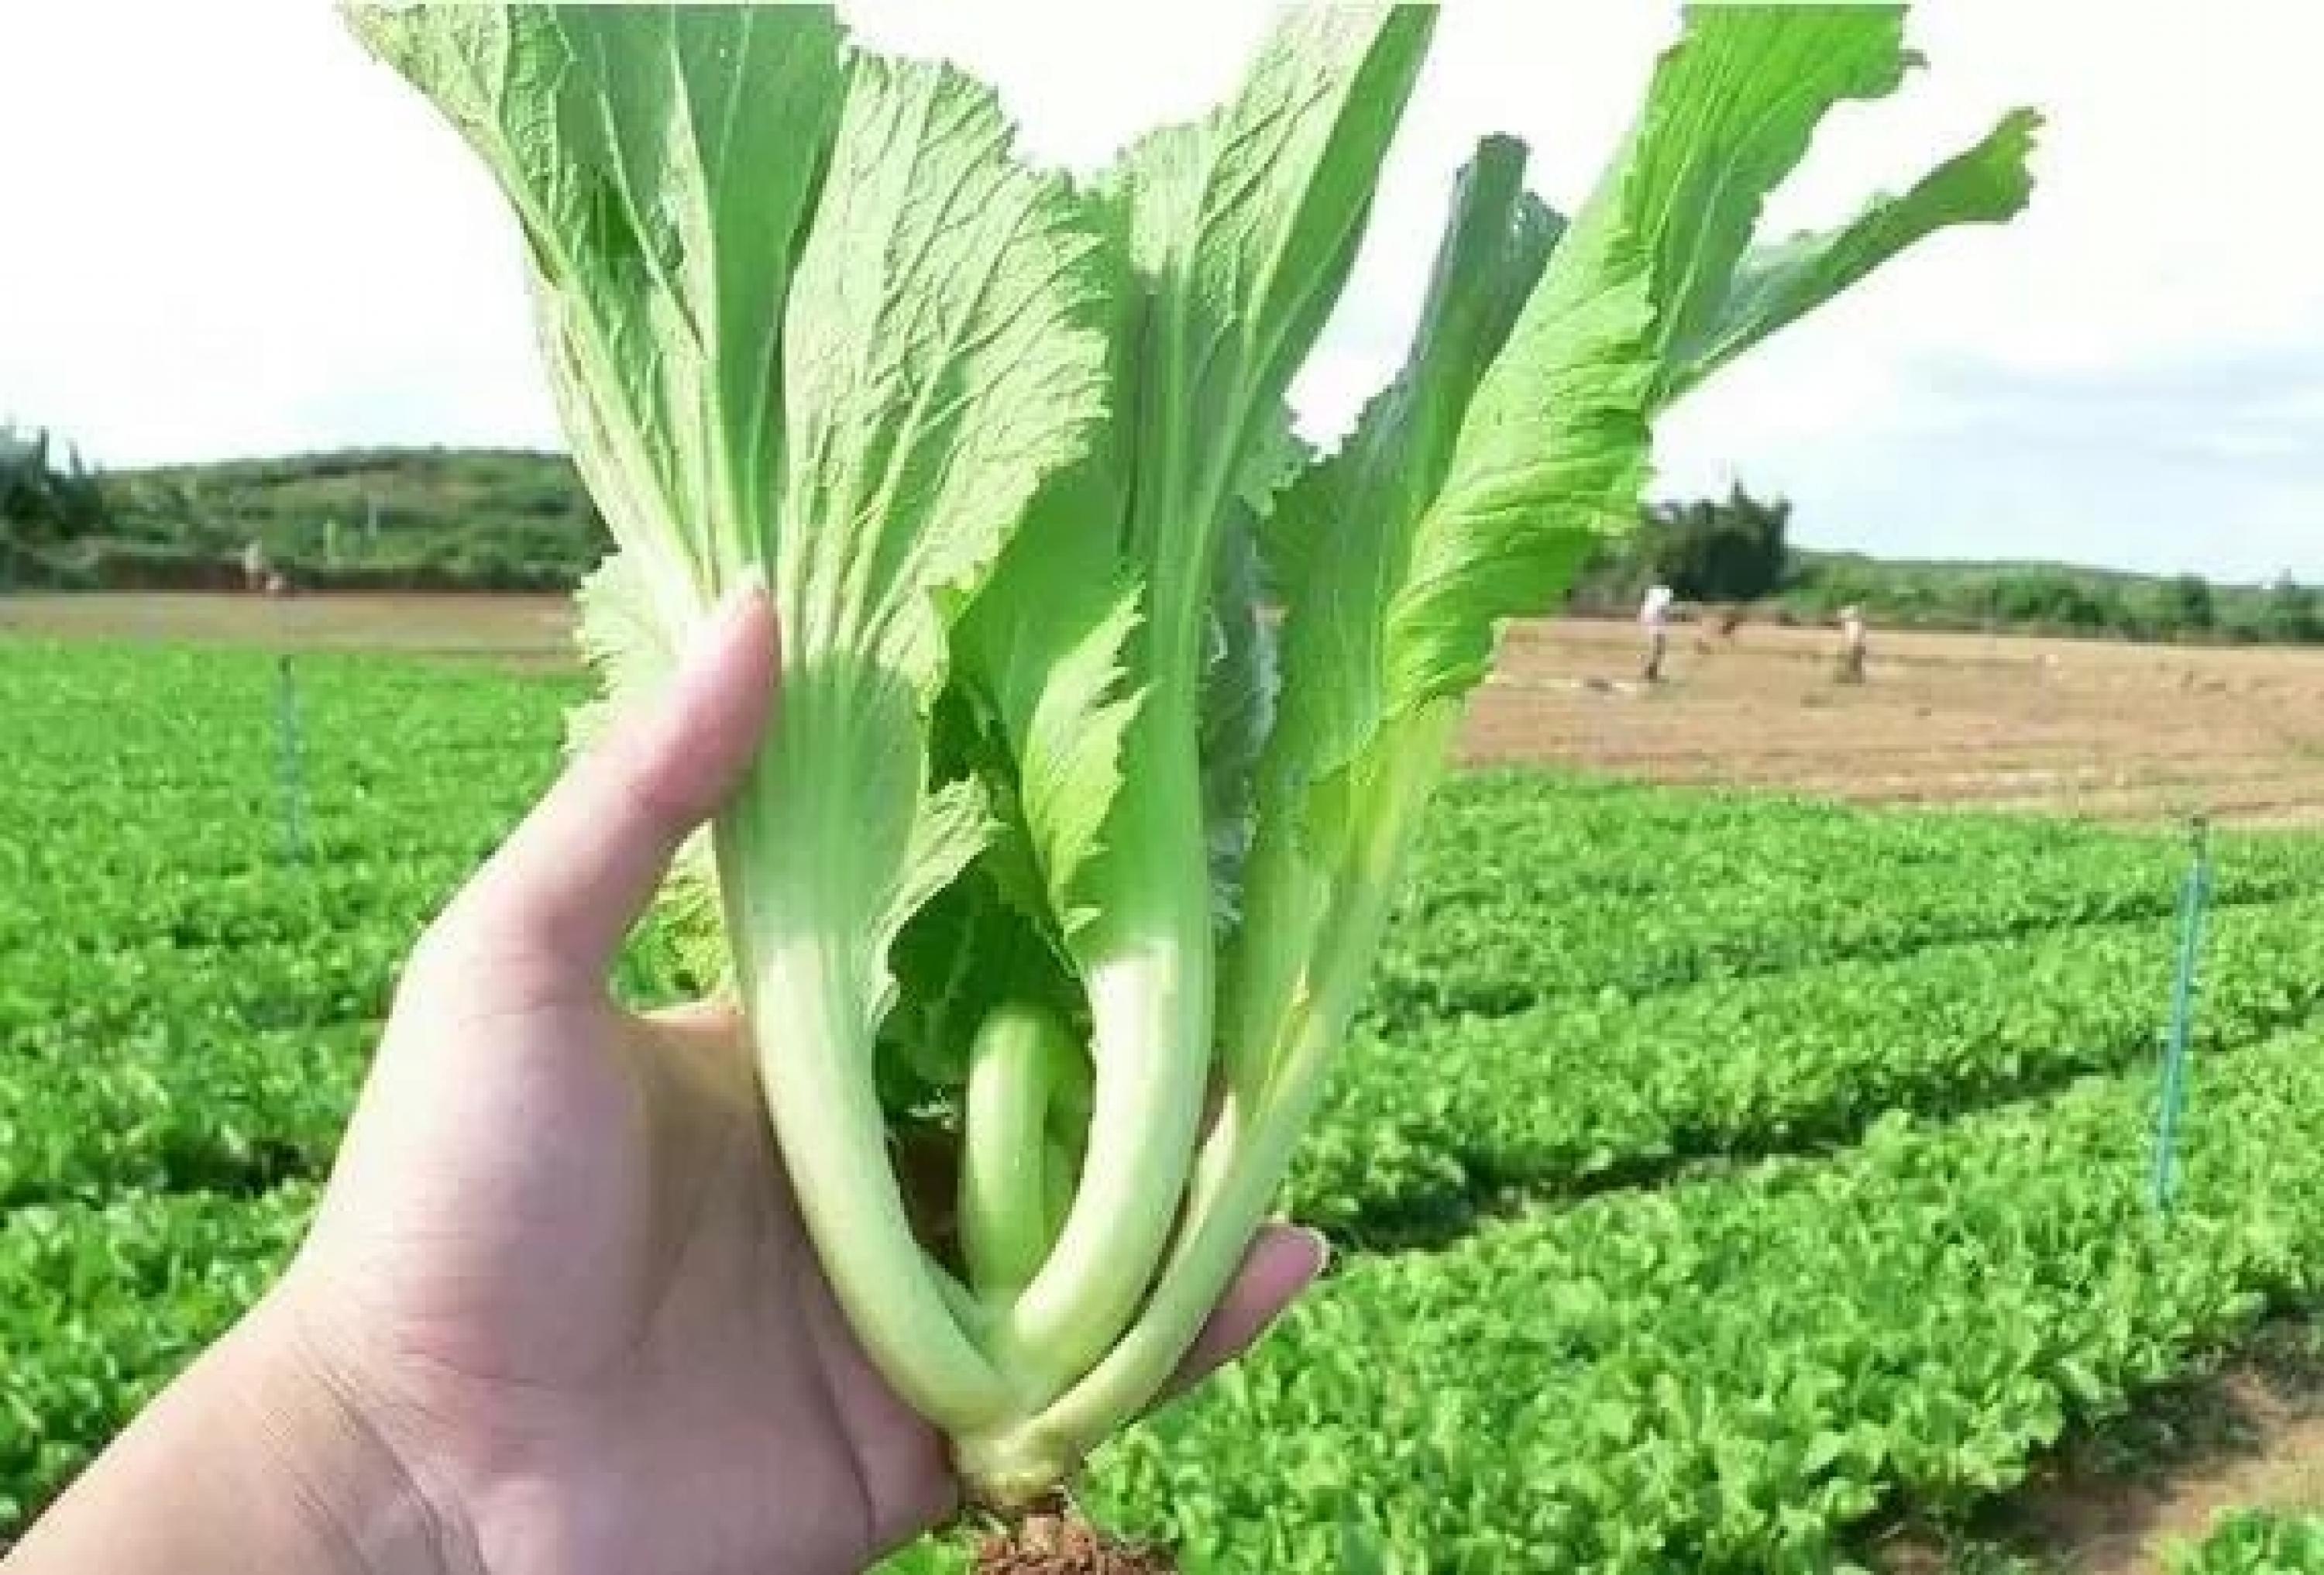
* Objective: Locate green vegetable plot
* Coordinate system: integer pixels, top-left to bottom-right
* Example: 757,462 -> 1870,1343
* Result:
1095,1024 -> 2324,1571
12,638 -> 2324,1570
1301,887 -> 2324,1234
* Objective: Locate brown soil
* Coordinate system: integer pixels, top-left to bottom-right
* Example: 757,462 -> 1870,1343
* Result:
0,590 -> 572,662
971,1502 -> 1176,1574
1468,617 -> 2324,827
2016,1384 -> 2324,1572
12,597 -> 2321,826
1873,1325 -> 2324,1572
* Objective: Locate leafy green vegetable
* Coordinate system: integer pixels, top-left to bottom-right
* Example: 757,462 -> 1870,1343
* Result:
352,1 -> 2038,1505
2166,1509 -> 2324,1575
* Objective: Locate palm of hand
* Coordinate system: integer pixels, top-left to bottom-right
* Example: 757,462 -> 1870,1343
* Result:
294,971 -> 951,1575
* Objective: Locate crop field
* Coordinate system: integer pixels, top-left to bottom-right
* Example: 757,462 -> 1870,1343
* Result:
10,634 -> 2324,1570
10,593 -> 2324,829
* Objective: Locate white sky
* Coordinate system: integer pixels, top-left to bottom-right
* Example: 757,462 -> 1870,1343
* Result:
3,2 -> 2322,581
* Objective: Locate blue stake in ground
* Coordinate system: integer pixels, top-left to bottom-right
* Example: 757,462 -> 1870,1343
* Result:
2152,813 -> 2213,1215
274,654 -> 310,863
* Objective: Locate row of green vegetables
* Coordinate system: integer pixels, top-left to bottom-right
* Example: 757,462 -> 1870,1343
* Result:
5,815 -> 2317,1240
0,1023 -> 375,1210
16,866 -> 2318,1234
15,1020 -> 2324,1567
1298,889 -> 2324,1235
23,766 -> 2298,1016
1370,778 -> 2324,1027
2166,1510 -> 2324,1574
0,643 -> 577,789
0,926 -> 404,1054
0,738 -> 548,818
21,790 -> 2277,1047
0,849 -> 480,959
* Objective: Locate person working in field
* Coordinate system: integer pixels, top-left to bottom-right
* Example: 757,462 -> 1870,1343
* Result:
2,586 -> 1319,1575
1639,581 -> 1676,683
1837,604 -> 1868,683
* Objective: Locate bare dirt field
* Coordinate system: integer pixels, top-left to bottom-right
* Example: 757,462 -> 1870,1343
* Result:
0,590 -> 575,662
11,593 -> 2324,826
1474,617 -> 2324,827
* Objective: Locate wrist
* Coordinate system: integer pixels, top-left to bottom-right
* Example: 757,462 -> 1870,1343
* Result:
8,1287 -> 483,1575
204,1291 -> 487,1575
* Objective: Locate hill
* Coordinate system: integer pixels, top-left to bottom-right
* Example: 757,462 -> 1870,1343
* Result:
4,445 -> 2318,644
11,447 -> 605,592
1775,548 -> 2317,645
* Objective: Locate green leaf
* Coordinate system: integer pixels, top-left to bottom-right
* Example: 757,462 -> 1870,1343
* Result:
1095,5 -> 1435,686
1663,106 -> 2043,403
1260,134 -> 1560,809
1203,397 -> 1305,931
1200,511 -> 1278,932
1222,133 -> 1556,1071
952,466 -> 1144,944
349,6 -> 853,621
1226,8 -> 2040,1091
568,548 -> 673,751
724,53 -> 1113,1428
572,548 -> 727,989
1391,2 -> 2039,720
361,6 -> 1116,1430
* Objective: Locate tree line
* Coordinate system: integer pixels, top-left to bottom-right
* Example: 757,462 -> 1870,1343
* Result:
0,426 -> 107,584
5,429 -> 2317,644
1569,483 -> 2323,645
0,436 -> 607,592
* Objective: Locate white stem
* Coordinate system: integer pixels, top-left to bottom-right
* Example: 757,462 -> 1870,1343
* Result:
717,803 -> 1014,1433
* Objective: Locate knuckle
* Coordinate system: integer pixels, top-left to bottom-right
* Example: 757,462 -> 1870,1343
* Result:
596,740 -> 694,844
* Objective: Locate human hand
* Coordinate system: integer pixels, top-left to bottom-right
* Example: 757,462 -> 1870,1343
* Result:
255,582 -> 1322,1575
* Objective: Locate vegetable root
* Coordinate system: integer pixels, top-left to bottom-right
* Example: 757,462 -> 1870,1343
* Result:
972,1495 -> 1177,1575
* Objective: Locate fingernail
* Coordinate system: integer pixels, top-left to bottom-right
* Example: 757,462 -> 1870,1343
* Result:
682,569 -> 771,665
1296,1226 -> 1333,1276
716,566 -> 770,623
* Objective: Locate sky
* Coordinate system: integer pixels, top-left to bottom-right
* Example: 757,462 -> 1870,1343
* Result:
2,3 -> 2321,583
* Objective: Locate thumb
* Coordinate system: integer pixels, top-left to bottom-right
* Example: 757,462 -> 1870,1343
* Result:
426,577 -> 777,989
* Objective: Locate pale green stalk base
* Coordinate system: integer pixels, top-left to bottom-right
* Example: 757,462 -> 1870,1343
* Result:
992,711 -> 1215,1399
959,1002 -> 1078,1295
955,702 -> 1460,1502
717,801 -> 1016,1435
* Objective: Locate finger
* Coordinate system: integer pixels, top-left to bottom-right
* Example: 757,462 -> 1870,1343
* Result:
434,578 -> 777,985
1156,1224 -> 1327,1407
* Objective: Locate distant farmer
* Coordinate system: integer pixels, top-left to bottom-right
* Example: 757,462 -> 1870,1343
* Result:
1639,582 -> 1676,682
240,538 -> 271,593
1836,604 -> 1868,683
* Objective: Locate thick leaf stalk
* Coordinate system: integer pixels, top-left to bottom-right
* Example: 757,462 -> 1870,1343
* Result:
959,1001 -> 1086,1297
